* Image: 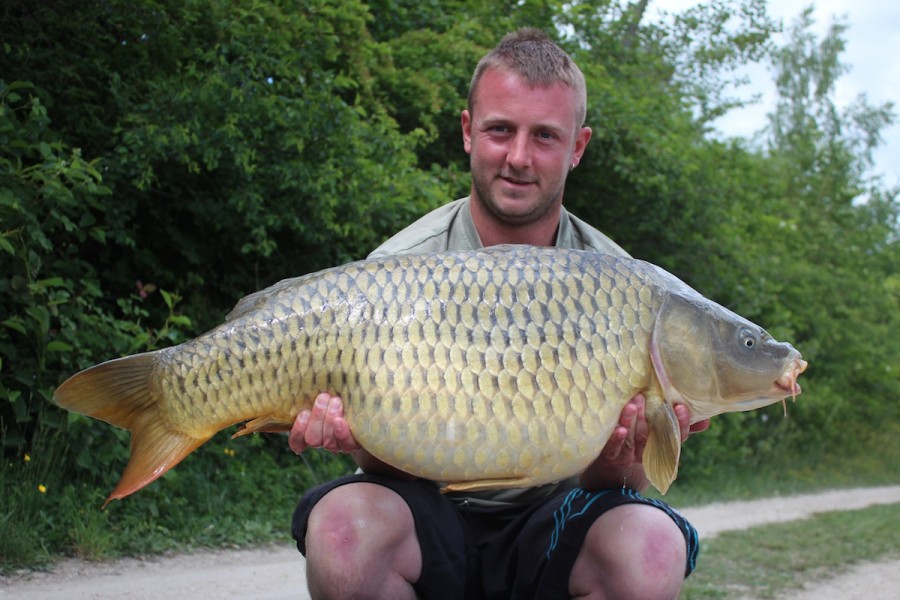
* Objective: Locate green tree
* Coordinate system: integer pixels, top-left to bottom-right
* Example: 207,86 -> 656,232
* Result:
760,9 -> 898,445
3,0 -> 453,330
682,9 -> 899,470
559,1 -> 778,275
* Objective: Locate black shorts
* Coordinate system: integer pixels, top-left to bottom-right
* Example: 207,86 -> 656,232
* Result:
292,474 -> 699,600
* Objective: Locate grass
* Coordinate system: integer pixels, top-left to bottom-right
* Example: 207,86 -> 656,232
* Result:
682,503 -> 900,599
0,427 -> 354,573
651,427 -> 900,598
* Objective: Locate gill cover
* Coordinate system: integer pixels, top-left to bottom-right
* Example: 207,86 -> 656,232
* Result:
650,293 -> 795,421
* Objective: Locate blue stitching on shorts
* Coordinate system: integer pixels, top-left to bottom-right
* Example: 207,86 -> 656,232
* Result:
546,488 -> 610,559
544,487 -> 699,576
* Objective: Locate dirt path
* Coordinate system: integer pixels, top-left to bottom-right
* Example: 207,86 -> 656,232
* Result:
2,485 -> 899,599
679,485 -> 900,599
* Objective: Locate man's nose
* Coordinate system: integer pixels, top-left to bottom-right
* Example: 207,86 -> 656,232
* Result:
506,133 -> 532,169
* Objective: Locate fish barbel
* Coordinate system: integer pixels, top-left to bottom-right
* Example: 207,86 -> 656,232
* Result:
54,245 -> 807,505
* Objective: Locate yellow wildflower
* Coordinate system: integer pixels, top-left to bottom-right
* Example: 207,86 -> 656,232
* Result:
38,484 -> 47,493
24,453 -> 31,462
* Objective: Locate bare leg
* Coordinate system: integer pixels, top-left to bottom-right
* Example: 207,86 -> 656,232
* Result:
304,483 -> 422,600
569,503 -> 687,600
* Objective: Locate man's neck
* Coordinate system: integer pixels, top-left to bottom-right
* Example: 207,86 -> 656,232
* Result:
469,196 -> 562,247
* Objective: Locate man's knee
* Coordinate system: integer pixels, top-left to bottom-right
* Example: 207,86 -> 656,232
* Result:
570,504 -> 687,599
307,484 -> 393,549
305,483 -> 421,599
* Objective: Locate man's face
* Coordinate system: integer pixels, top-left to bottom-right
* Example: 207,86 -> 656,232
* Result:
462,68 -> 591,228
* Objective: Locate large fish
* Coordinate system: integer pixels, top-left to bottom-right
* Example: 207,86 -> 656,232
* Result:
54,245 -> 806,505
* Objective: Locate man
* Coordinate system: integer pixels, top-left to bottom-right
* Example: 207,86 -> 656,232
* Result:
289,29 -> 709,599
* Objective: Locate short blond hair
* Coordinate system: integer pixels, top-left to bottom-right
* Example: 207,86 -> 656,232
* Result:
468,28 -> 587,126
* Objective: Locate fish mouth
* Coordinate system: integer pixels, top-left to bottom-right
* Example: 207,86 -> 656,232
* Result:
774,357 -> 808,414
775,357 -> 807,397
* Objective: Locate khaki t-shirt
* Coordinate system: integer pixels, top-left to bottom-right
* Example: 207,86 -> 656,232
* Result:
369,197 -> 630,259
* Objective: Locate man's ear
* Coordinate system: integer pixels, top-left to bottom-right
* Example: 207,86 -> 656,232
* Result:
571,125 -> 592,168
461,109 -> 473,154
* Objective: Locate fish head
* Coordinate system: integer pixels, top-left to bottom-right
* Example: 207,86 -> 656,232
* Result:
650,292 -> 807,422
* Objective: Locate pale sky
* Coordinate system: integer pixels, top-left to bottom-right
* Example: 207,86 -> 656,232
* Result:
651,0 -> 900,188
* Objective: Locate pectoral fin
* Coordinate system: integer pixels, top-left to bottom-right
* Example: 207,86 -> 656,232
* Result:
232,414 -> 294,437
643,391 -> 681,495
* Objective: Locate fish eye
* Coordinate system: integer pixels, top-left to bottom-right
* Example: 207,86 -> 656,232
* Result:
740,328 -> 758,349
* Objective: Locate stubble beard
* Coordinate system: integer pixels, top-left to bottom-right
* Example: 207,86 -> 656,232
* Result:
472,168 -> 564,228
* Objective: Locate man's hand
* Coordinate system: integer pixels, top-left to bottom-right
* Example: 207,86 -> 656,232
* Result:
579,395 -> 710,490
288,392 -> 362,455
288,393 -> 414,479
594,394 -> 650,473
684,410 -> 710,437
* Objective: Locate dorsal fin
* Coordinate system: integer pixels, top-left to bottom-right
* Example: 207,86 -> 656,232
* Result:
225,276 -> 307,321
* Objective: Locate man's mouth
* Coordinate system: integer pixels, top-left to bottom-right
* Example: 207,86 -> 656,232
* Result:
499,174 -> 536,187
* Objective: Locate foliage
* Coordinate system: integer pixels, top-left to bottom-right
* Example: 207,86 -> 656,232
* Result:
1,81 -> 125,454
0,0 -> 897,567
3,0 -> 452,329
109,0 -> 444,285
561,0 -> 778,276
690,10 -> 899,460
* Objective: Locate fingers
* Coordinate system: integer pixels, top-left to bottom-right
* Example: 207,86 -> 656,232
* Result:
621,394 -> 649,444
617,395 -> 640,432
673,404 -> 711,441
673,404 -> 691,442
690,419 -> 711,434
289,393 -> 362,455
309,393 -> 337,449
304,394 -> 328,449
597,395 -> 645,465
288,410 -> 310,454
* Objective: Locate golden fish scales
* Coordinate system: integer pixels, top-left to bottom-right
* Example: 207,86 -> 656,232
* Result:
54,245 -> 806,505
156,247 -> 653,488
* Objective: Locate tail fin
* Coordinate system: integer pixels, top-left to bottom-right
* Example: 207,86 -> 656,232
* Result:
54,353 -> 210,507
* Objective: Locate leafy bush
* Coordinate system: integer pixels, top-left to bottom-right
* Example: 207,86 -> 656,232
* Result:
2,81 -> 104,450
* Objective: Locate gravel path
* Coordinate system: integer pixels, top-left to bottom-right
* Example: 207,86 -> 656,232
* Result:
2,485 -> 898,599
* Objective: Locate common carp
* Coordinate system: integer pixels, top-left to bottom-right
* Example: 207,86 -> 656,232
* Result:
54,245 -> 806,505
